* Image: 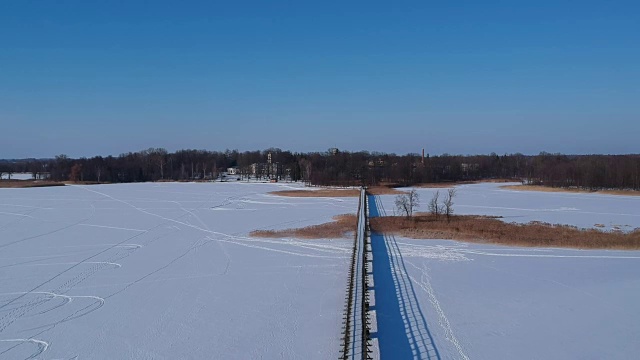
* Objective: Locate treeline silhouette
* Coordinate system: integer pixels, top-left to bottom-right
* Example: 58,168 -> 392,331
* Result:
1,149 -> 639,190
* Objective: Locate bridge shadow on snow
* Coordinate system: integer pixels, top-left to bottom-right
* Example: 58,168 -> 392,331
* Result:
369,195 -> 440,360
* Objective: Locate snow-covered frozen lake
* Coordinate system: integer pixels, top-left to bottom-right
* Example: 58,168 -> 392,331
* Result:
1,182 -> 639,359
386,182 -> 640,232
369,194 -> 640,360
0,182 -> 355,359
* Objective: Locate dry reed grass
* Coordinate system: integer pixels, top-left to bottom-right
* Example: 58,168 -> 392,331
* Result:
368,187 -> 407,195
250,214 -> 357,239
501,185 -> 640,196
0,180 -> 66,188
370,214 -> 640,250
250,212 -> 640,249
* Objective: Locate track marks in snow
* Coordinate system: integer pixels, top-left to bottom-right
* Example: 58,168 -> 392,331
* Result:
76,184 -> 350,260
0,187 -> 220,334
0,211 -> 34,218
0,227 -> 145,334
1,184 -> 355,358
407,261 -> 469,360
0,203 -> 96,250
395,241 -> 640,261
77,223 -> 147,232
20,295 -> 105,332
214,237 -> 348,259
103,237 -> 216,300
0,338 -> 49,359
391,239 -> 640,360
459,249 -> 640,259
395,242 -> 472,262
2,261 -> 122,269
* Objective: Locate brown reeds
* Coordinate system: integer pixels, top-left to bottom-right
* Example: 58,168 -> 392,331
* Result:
250,214 -> 357,239
370,214 -> 640,250
250,212 -> 640,250
0,180 -> 66,188
368,187 -> 407,195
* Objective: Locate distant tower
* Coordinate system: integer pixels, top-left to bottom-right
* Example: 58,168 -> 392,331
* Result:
422,148 -> 425,165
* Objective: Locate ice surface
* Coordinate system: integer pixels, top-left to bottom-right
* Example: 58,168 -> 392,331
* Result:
369,193 -> 640,360
381,183 -> 640,231
0,182 -> 355,359
2,182 -> 639,359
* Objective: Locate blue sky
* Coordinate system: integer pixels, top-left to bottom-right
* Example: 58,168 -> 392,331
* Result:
1,1 -> 638,158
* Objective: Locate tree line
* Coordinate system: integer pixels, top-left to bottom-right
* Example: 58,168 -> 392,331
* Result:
1,149 -> 639,191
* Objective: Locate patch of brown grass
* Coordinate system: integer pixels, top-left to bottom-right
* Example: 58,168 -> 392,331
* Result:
368,186 -> 407,195
0,180 -> 66,188
370,215 -> 640,250
249,211 -> 640,249
501,185 -> 640,196
250,214 -> 357,239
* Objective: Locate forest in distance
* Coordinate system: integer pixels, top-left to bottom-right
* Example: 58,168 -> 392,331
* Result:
1,148 -> 639,191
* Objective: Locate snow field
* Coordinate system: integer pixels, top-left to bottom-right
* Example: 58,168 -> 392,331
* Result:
389,238 -> 640,359
388,182 -> 640,231
0,182 -> 356,359
368,188 -> 640,360
1,182 -> 640,359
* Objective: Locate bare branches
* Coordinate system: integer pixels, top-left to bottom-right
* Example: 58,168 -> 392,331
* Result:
428,191 -> 441,219
444,188 -> 456,223
395,189 -> 419,217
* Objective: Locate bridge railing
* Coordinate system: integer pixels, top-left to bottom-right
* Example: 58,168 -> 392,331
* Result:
340,188 -> 372,360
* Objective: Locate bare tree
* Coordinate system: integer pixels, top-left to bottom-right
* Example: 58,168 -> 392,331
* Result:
428,190 -> 441,219
395,189 -> 419,217
444,188 -> 456,223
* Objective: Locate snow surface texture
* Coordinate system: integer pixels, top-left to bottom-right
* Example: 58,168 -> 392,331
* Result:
0,182 -> 355,359
369,193 -> 640,360
386,182 -> 640,232
2,182 -> 640,359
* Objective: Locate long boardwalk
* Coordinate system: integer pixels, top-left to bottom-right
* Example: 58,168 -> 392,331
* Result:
342,190 -> 440,360
340,188 -> 372,360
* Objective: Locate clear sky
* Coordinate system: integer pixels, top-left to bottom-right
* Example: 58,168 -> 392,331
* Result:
1,1 -> 638,158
